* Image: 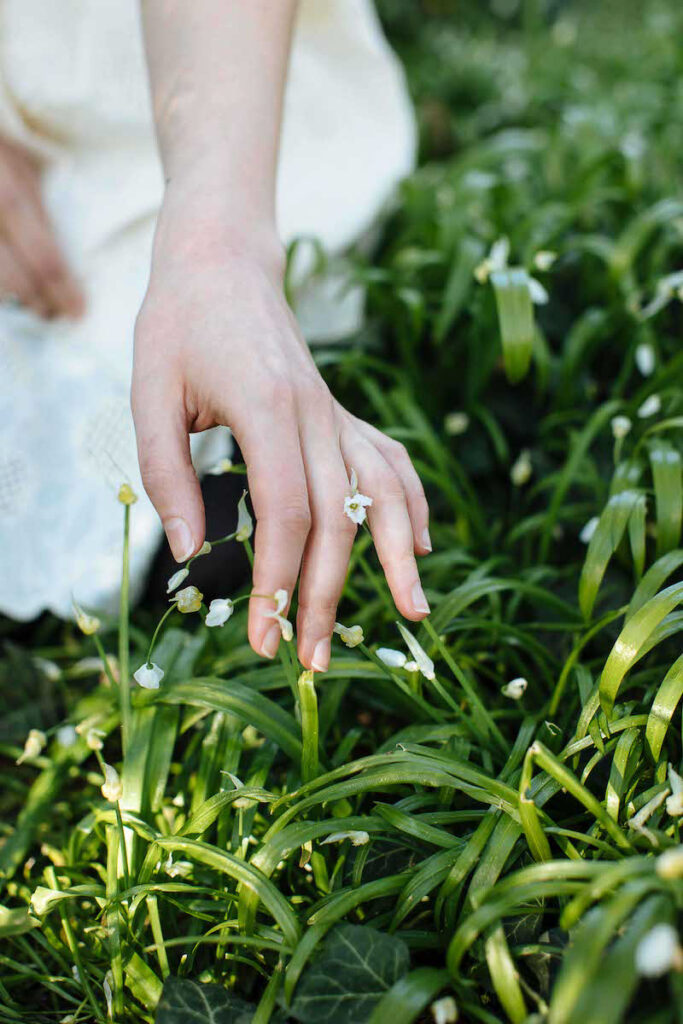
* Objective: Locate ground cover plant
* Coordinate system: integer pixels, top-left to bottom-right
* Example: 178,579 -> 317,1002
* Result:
3,0 -> 683,1021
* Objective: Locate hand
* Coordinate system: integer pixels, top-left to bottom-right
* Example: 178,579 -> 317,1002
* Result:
0,137 -> 83,318
132,195 -> 431,671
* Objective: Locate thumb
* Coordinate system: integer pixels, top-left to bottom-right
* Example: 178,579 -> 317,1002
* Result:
132,396 -> 205,563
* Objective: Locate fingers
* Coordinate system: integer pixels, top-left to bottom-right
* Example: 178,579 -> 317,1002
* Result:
0,239 -> 48,316
237,401 -> 310,661
296,392 -> 356,672
341,426 -> 430,623
353,417 -> 431,555
0,163 -> 84,319
131,381 -> 205,562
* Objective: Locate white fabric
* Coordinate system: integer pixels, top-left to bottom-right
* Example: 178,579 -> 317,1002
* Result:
0,0 -> 416,621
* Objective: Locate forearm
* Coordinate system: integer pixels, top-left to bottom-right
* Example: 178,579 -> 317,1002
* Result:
141,0 -> 296,239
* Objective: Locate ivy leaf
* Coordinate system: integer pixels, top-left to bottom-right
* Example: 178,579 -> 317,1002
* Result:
289,924 -> 410,1024
154,978 -> 256,1024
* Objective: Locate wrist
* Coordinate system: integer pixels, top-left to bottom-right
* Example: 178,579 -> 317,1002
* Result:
156,177 -> 286,282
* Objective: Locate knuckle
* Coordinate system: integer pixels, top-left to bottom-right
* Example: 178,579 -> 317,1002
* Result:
274,499 -> 312,537
377,468 -> 405,502
262,374 -> 295,413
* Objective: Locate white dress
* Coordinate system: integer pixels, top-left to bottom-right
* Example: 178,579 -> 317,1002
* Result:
0,0 -> 416,621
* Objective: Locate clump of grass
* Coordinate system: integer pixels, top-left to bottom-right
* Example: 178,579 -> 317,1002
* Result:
3,3 -> 683,1022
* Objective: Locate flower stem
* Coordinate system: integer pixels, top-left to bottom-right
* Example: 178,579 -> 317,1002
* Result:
45,866 -> 105,1023
118,503 -> 132,755
145,605 -> 177,667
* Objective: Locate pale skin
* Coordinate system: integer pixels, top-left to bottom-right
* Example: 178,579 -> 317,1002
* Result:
6,1 -> 431,672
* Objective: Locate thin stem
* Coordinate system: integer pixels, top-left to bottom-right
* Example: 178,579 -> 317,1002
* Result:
118,504 -> 131,755
146,605 -> 177,666
45,867 -> 105,1023
113,804 -> 131,892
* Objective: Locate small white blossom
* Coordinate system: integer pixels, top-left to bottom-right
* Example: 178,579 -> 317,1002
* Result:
173,585 -> 203,613
666,764 -> 683,817
86,728 -> 105,751
72,965 -> 80,983
444,412 -> 470,436
404,660 -> 419,672
163,853 -> 193,878
474,237 -> 510,283
533,250 -> 557,272
333,622 -> 364,648
637,394 -> 661,419
510,449 -> 532,487
72,601 -> 100,636
502,677 -> 528,700
33,657 -> 61,681
101,764 -> 123,803
528,277 -> 549,305
205,598 -> 234,628
133,662 -> 164,689
397,623 -> 435,681
235,490 -> 253,542
166,568 -> 189,593
431,996 -> 458,1024
321,830 -> 370,847
207,457 -> 233,475
196,540 -> 212,556
635,924 -> 683,977
264,589 -> 293,642
56,725 -> 78,748
611,415 -> 632,440
104,971 -> 113,1019
635,342 -> 656,377
656,847 -> 683,879
29,886 -> 63,917
16,729 -> 47,765
344,492 -> 373,526
223,772 -> 256,809
580,516 -> 599,544
377,647 -> 408,669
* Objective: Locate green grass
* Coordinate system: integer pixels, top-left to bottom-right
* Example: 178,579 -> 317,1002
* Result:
3,2 -> 683,1021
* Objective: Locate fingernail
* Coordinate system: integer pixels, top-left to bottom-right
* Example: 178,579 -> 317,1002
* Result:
411,580 -> 430,615
165,517 -> 194,562
422,527 -> 432,552
261,624 -> 281,659
311,637 -> 331,673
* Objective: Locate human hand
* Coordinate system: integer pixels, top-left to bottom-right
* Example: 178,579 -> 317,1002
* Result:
0,137 -> 83,318
132,194 -> 431,671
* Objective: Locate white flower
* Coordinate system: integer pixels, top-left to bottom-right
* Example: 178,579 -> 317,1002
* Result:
163,853 -> 193,878
205,598 -> 234,627
235,490 -> 253,542
579,516 -> 599,544
72,601 -> 100,636
333,622 -> 364,648
397,622 -> 435,681
344,492 -> 373,526
173,585 -> 203,613
404,660 -> 419,672
444,412 -> 470,436
502,677 -> 528,700
528,277 -> 549,305
611,415 -> 632,440
207,457 -> 233,475
72,965 -> 80,982
377,647 -> 408,669
166,568 -> 189,593
33,657 -> 61,681
134,662 -> 164,689
29,886 -> 63,917
656,847 -> 683,879
103,971 -> 113,1019
635,342 -> 655,376
196,540 -> 212,556
86,728 -> 105,751
321,830 -> 370,847
474,237 -> 510,283
635,924 -> 683,977
510,449 -> 532,487
56,725 -> 78,748
101,763 -> 123,802
666,764 -> 683,817
637,394 -> 661,418
16,729 -> 47,765
264,589 -> 293,642
431,996 -> 458,1024
533,250 -> 557,272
